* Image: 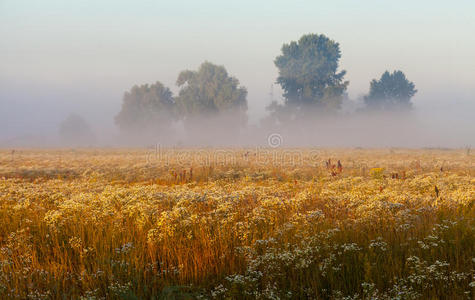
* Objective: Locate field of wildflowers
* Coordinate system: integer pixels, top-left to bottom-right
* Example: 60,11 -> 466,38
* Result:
0,148 -> 474,299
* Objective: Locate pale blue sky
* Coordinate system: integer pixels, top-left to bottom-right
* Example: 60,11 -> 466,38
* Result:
1,0 -> 474,139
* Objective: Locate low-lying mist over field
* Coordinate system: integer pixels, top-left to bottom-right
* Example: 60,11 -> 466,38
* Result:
1,83 -> 474,148
1,2 -> 474,149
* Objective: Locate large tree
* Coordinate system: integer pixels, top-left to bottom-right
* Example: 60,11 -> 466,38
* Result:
271,33 -> 348,118
364,70 -> 417,110
175,61 -> 247,117
115,81 -> 176,136
175,62 -> 248,144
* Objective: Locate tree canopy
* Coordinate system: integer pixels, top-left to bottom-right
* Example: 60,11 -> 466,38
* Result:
272,33 -> 349,116
364,70 -> 417,110
115,81 -> 176,134
111,36 -> 419,143
175,61 -> 247,118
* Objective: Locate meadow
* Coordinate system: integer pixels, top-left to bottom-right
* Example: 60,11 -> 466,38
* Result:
0,148 -> 474,299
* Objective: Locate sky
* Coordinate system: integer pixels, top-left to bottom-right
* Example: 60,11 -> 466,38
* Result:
0,0 -> 474,145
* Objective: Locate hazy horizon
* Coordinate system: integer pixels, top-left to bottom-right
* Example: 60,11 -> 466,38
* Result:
1,0 -> 474,147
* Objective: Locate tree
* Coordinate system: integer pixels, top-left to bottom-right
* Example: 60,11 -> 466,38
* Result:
59,113 -> 95,146
175,62 -> 248,144
175,61 -> 247,118
364,70 -> 417,110
115,82 -> 176,137
270,33 -> 349,119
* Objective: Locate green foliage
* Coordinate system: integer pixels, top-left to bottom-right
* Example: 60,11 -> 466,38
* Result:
175,62 -> 247,118
115,81 -> 176,133
271,33 -> 349,118
159,286 -> 196,300
364,70 -> 417,110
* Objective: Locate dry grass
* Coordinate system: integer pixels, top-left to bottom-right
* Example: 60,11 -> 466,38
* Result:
0,148 -> 474,299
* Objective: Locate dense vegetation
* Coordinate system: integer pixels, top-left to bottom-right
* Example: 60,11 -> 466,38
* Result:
0,149 -> 473,299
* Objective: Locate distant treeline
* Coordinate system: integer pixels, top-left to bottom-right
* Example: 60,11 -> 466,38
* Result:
115,61 -> 248,142
60,33 -> 417,145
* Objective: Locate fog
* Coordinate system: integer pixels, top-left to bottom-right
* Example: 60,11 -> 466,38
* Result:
1,2 -> 474,149
1,79 -> 474,148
